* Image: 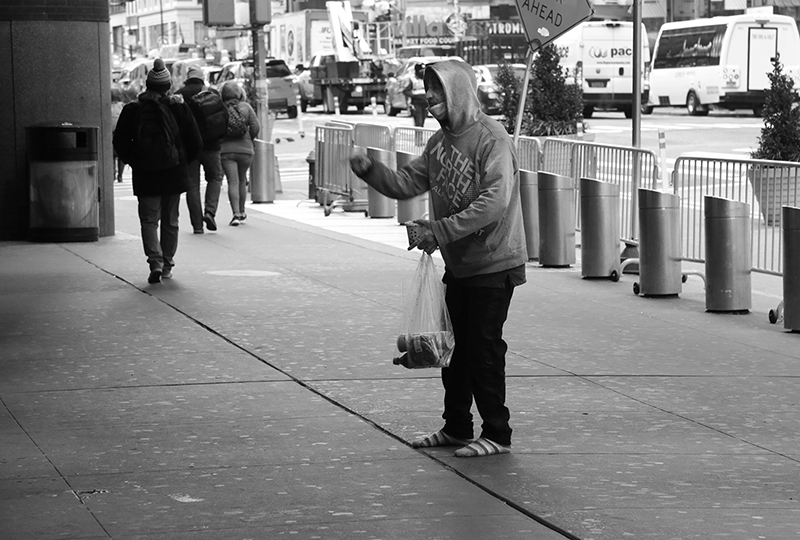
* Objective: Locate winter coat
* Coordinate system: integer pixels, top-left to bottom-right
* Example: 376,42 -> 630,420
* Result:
113,91 -> 203,197
219,81 -> 260,156
175,81 -> 223,152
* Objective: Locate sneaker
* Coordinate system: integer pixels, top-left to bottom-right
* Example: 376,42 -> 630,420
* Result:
239,213 -> 247,222
193,228 -> 204,234
203,213 -> 217,231
229,216 -> 241,227
161,267 -> 173,279
147,269 -> 162,284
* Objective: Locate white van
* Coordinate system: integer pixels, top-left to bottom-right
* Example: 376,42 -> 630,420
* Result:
646,12 -> 800,116
554,20 -> 650,118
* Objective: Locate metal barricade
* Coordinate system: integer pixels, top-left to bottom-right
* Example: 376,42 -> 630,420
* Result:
314,125 -> 367,216
571,142 -> 659,245
517,136 -> 541,172
672,154 -> 800,276
354,123 -> 394,151
540,138 -> 575,177
394,127 -> 436,154
539,138 -> 660,265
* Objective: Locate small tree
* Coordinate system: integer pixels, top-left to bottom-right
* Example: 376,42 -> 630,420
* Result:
497,44 -> 584,136
751,53 -> 800,162
496,62 -> 522,132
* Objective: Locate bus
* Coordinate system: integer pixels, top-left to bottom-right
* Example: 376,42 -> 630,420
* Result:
645,12 -> 800,116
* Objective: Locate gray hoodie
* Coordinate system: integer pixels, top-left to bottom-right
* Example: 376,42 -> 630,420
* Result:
356,59 -> 528,278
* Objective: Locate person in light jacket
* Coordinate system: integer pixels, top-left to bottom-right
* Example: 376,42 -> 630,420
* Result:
220,81 -> 260,226
350,59 -> 527,458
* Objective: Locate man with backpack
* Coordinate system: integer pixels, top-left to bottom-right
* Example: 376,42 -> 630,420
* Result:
114,58 -> 203,284
176,65 -> 228,233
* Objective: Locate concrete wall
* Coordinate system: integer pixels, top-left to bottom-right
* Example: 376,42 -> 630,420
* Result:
0,1 -> 114,240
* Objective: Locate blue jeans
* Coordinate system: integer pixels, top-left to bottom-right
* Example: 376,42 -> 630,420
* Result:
186,148 -> 223,230
441,281 -> 515,446
137,194 -> 180,272
221,152 -> 252,217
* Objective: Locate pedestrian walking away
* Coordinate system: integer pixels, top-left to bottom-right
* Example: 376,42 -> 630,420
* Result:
404,63 -> 429,128
349,59 -> 528,458
219,81 -> 260,227
176,65 -> 227,234
113,58 -> 203,284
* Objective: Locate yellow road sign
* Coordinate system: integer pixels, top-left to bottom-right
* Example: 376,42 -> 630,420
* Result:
515,0 -> 595,50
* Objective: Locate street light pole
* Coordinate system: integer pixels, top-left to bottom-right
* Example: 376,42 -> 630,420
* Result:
159,0 -> 165,45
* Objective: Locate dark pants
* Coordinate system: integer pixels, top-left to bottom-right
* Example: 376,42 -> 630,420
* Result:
186,148 -> 223,231
137,194 -> 180,272
441,280 -> 514,446
410,102 -> 428,127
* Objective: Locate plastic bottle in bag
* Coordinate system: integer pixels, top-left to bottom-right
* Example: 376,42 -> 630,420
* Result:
393,331 -> 453,368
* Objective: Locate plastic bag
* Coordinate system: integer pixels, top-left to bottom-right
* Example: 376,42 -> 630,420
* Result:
393,252 -> 455,369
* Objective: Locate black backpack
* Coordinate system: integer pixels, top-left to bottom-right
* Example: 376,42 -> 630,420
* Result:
191,89 -> 228,141
135,98 -> 181,170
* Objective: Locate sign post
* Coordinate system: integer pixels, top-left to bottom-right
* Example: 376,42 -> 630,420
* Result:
512,0 -> 594,144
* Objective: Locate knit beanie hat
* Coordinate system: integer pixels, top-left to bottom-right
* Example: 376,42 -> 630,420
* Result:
146,58 -> 171,90
185,65 -> 205,83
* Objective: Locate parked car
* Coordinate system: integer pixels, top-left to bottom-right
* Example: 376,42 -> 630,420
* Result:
115,58 -> 154,103
472,64 -> 527,115
215,58 -> 301,118
384,56 -> 459,116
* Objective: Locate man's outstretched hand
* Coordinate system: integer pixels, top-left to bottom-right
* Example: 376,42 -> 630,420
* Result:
349,154 -> 372,176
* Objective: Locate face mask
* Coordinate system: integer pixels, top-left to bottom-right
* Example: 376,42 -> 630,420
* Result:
429,102 -> 447,122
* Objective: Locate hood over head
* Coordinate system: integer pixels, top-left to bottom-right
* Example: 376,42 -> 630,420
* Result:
423,59 -> 481,134
221,81 -> 245,102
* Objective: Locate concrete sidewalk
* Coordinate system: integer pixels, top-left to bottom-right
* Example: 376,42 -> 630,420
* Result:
1,181 -> 798,540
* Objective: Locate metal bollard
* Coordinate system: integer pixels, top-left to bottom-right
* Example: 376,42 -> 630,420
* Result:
396,151 -> 427,223
635,189 -> 681,296
537,171 -> 575,267
783,206 -> 800,331
704,196 -> 751,312
251,139 -> 275,203
519,169 -> 539,261
580,177 -> 620,280
366,147 -> 396,218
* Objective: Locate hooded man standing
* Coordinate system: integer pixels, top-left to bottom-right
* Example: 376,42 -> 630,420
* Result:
176,65 -> 226,234
114,58 -> 203,284
349,59 -> 527,457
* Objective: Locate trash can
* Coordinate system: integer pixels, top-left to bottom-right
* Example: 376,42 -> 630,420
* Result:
636,188 -> 681,296
783,206 -> 800,331
520,169 -> 539,261
704,196 -> 751,312
538,171 -> 575,267
396,151 -> 427,224
27,122 -> 99,242
251,139 -> 275,203
306,149 -> 316,200
366,147 -> 395,219
580,177 -> 620,279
